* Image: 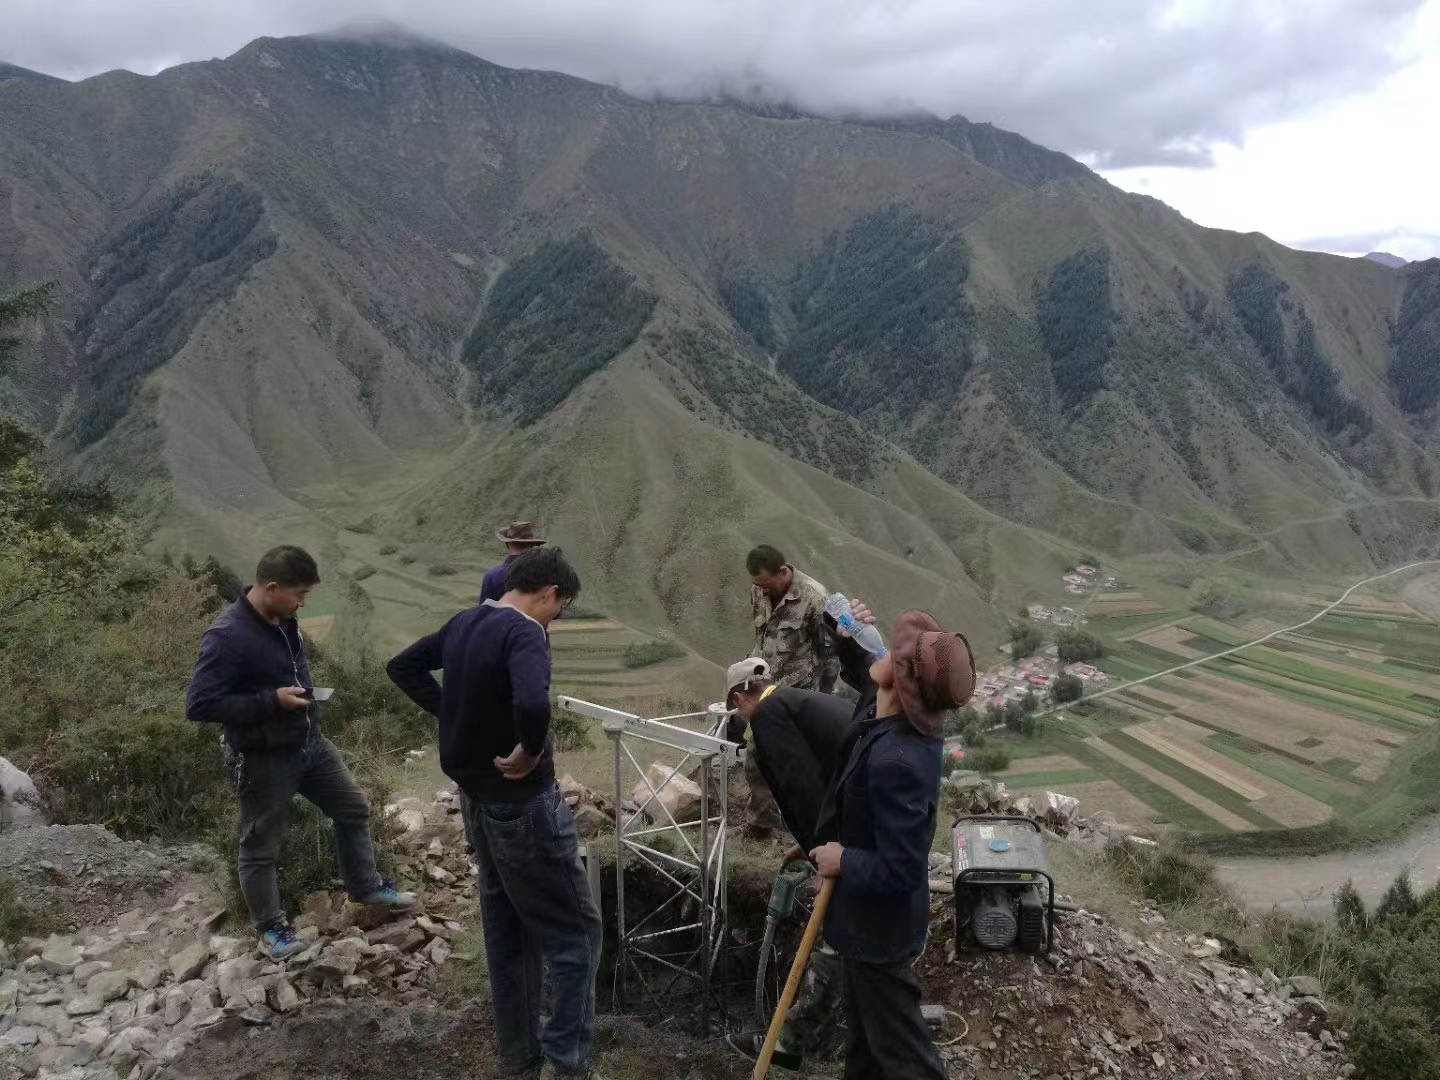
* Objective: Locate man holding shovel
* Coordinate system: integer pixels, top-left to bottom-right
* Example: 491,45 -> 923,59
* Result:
808,604 -> 976,1080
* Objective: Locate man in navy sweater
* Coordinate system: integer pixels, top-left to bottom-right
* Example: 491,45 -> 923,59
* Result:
186,546 -> 416,961
387,546 -> 604,1080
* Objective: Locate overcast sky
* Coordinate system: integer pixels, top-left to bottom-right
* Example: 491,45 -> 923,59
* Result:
4,0 -> 1438,260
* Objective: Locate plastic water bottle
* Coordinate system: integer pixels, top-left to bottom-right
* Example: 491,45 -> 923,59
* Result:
825,592 -> 888,657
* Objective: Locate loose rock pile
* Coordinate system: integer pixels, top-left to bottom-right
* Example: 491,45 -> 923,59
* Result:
0,791 -> 485,1080
920,892 -> 1350,1080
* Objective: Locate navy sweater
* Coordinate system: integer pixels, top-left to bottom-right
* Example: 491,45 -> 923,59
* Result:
185,595 -> 317,754
478,555 -> 518,605
386,601 -> 555,802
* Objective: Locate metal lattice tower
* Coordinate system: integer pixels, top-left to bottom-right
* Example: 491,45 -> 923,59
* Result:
557,697 -> 734,1035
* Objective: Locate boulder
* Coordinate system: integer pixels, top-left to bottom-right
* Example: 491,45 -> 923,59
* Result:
269,979 -> 302,1014
216,958 -> 260,1003
631,764 -> 701,823
1287,975 -> 1324,999
1288,997 -> 1330,1037
133,962 -> 164,992
39,937 -> 83,976
168,943 -> 209,983
309,944 -> 360,982
86,969 -> 135,1003
64,996 -> 104,1017
365,920 -> 417,948
209,936 -> 245,962
73,961 -> 112,985
0,757 -> 46,829
574,804 -> 614,839
162,987 -> 190,1026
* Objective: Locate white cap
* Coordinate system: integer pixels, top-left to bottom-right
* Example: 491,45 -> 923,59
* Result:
725,657 -> 772,699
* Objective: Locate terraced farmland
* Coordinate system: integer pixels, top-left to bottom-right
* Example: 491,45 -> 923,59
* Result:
999,573 -> 1440,844
301,529 -> 718,722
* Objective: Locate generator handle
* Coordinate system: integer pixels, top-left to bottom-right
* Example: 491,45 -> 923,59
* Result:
951,814 -> 1042,834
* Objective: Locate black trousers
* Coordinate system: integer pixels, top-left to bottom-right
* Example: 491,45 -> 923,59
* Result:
840,957 -> 946,1080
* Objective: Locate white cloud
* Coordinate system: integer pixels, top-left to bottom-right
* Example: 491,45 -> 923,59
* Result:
2,0 -> 1436,257
1101,0 -> 1440,259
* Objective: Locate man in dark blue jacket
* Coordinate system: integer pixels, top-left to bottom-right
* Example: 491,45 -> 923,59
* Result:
810,607 -> 976,1080
387,547 -> 604,1080
186,546 -> 416,961
479,520 -> 548,604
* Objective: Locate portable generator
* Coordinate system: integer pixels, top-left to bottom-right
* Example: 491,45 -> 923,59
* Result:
950,815 -> 1055,954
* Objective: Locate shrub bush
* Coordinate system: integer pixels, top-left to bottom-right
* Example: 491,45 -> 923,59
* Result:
427,563 -> 458,577
379,544 -> 399,556
550,709 -> 593,751
622,639 -> 686,668
1056,630 -> 1105,663
1051,673 -> 1084,704
1101,838 -> 1221,908
963,743 -> 1010,774
0,873 -> 62,943
353,565 -> 376,581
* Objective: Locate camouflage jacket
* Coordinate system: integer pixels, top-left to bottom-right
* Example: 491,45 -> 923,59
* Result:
751,567 -> 840,693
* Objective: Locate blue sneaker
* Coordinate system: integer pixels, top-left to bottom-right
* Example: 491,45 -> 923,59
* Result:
352,878 -> 419,910
260,920 -> 305,961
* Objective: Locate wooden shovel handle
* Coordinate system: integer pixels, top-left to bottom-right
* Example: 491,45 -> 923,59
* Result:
753,876 -> 837,1080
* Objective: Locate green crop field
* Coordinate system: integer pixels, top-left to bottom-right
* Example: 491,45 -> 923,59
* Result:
1014,574 -> 1440,849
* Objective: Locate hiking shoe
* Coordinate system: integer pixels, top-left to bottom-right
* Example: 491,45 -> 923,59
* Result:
353,878 -> 419,910
259,921 -> 305,961
726,1033 -> 803,1072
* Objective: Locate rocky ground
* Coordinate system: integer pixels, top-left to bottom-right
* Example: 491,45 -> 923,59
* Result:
918,885 -> 1350,1080
2,773 -> 1357,1080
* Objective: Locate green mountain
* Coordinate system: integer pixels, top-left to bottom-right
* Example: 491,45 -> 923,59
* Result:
2,31 -> 1438,668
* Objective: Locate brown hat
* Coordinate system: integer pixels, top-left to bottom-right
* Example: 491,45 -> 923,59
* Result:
496,520 -> 547,546
890,610 -> 977,736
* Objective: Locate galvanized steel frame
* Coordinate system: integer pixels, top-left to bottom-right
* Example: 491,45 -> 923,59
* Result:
556,696 -> 735,1034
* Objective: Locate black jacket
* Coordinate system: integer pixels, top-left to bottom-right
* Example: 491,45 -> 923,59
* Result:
185,595 -> 317,754
814,637 -> 942,964
744,688 -> 857,853
386,601 -> 556,803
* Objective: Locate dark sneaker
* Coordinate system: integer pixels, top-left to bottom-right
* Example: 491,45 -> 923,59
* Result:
352,878 -> 419,910
259,920 -> 305,961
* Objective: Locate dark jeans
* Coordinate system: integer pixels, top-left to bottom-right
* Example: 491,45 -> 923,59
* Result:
229,734 -> 383,930
463,783 -> 603,1078
839,957 -> 945,1080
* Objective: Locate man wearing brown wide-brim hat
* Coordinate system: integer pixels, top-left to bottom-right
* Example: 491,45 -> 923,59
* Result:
479,521 -> 548,604
808,603 -> 976,1080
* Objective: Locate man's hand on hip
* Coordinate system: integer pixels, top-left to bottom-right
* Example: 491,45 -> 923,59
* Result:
494,743 -> 543,780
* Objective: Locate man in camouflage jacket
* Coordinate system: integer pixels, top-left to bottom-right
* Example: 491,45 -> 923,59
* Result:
739,545 -> 840,833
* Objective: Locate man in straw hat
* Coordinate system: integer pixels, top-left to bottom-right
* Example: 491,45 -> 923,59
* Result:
481,520 -> 548,604
809,602 -> 976,1080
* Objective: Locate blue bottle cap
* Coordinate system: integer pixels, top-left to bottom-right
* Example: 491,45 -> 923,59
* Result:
988,839 -> 1011,853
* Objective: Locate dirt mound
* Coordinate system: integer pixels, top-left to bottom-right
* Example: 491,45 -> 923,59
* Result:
918,898 -> 1350,1080
0,825 -> 187,926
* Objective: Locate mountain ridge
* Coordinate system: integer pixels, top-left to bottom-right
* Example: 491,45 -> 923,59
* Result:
1,30 -> 1438,662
